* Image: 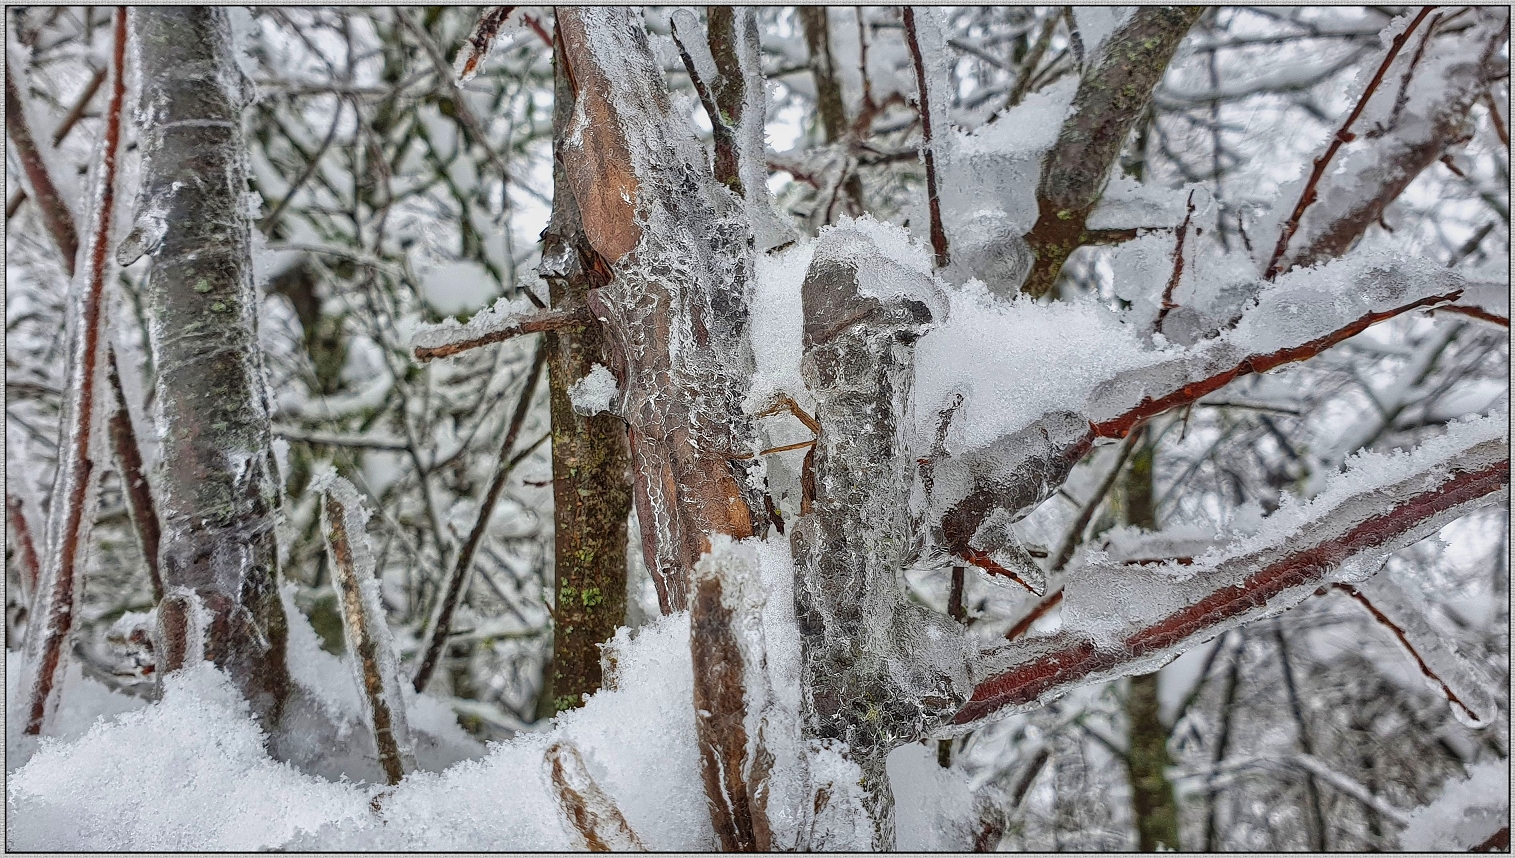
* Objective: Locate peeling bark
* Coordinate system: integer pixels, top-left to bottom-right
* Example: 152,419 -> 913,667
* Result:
539,27 -> 634,713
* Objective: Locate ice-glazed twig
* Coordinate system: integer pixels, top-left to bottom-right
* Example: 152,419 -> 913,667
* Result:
951,421 -> 1507,729
21,7 -> 127,737
5,63 -> 80,274
6,492 -> 43,606
320,475 -> 415,785
455,6 -> 515,83
1153,190 -> 1196,335
671,9 -> 741,195
413,343 -> 546,692
51,63 -> 107,148
106,348 -> 162,602
412,303 -> 591,361
1334,575 -> 1497,727
546,741 -> 647,851
902,7 -> 950,269
1263,7 -> 1434,280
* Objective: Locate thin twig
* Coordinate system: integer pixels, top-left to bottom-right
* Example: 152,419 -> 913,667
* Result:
902,7 -> 950,269
1332,583 -> 1479,720
6,493 -> 43,606
51,63 -> 107,148
1049,431 -> 1142,573
24,7 -> 128,737
1153,190 -> 1197,335
106,348 -> 162,602
412,343 -> 547,692
6,63 -> 80,274
412,304 -> 591,361
1263,7 -> 1435,280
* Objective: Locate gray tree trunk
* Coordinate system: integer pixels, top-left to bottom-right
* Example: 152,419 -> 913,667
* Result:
126,7 -> 291,730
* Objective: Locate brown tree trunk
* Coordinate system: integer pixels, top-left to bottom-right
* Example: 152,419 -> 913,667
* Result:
538,24 -> 634,715
1121,439 -> 1181,852
128,7 -> 291,731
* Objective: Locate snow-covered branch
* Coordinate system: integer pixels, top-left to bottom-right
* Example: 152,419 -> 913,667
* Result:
947,415 -> 1507,730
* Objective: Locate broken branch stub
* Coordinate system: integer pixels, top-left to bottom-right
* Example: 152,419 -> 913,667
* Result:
546,741 -> 646,851
789,228 -> 967,847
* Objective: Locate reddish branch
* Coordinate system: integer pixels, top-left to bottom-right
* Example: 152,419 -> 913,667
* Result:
6,493 -> 42,603
952,456 -> 1508,727
1004,589 -> 1064,642
106,349 -> 163,602
546,741 -> 646,851
413,344 -> 546,692
1439,304 -> 1509,327
902,8 -> 950,270
23,7 -> 128,737
1153,190 -> 1197,335
412,304 -> 590,361
5,64 -> 80,275
1086,287 -> 1462,445
1262,7 -> 1434,280
1331,582 -> 1478,723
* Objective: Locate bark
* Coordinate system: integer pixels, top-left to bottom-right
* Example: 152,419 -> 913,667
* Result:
553,8 -> 765,615
538,27 -> 634,714
1021,7 -> 1203,298
1119,441 -> 1181,852
128,8 -> 291,730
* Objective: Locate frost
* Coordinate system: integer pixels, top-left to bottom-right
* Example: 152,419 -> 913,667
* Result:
567,363 -> 618,416
409,292 -> 538,353
1399,760 -> 1509,850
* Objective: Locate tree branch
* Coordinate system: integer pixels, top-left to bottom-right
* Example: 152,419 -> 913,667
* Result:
21,7 -> 127,737
546,740 -> 647,851
902,7 -> 950,269
6,62 -> 80,275
412,304 -> 592,361
106,348 -> 162,603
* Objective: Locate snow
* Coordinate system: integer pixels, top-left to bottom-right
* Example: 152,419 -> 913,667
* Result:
409,292 -> 537,354
1399,760 -> 1510,850
7,612 -> 712,851
567,363 -> 618,416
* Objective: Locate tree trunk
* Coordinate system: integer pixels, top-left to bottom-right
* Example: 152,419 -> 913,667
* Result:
127,7 -> 291,731
538,24 -> 634,715
1121,439 -> 1181,851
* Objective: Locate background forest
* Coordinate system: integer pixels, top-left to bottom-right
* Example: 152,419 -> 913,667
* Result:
3,5 -> 1510,851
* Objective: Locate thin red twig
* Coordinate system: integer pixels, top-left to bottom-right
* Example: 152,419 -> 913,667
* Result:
1437,304 -> 1510,327
5,64 -> 80,275
521,14 -> 553,50
1331,583 -> 1475,719
953,457 -> 1507,726
1263,7 -> 1435,280
106,348 -> 163,602
902,7 -> 950,270
24,7 -> 128,737
6,493 -> 43,605
1004,588 -> 1063,641
1153,190 -> 1197,335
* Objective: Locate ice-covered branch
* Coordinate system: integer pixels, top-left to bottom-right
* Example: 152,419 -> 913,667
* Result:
947,416 -> 1508,730
129,7 -> 292,730
902,7 -> 950,269
411,301 -> 591,361
454,6 -> 515,83
928,252 -> 1473,567
1021,6 -> 1203,298
5,62 -> 80,275
1334,576 -> 1497,727
20,8 -> 127,737
319,474 -> 415,785
546,741 -> 647,851
1439,280 -> 1510,327
1273,9 -> 1509,275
